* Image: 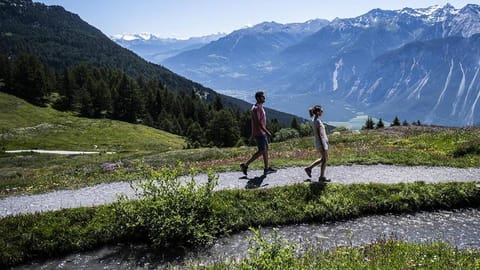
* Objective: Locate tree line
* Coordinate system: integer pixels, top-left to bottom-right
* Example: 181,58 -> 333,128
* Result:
362,116 -> 422,130
0,53 -> 293,148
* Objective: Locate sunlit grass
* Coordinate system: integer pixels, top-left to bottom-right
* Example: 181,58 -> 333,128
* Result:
1,92 -> 479,196
0,93 -> 184,152
1,125 -> 479,197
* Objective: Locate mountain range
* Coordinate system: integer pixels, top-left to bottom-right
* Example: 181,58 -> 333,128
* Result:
0,0 -> 298,125
119,3 -> 480,126
111,33 -> 225,63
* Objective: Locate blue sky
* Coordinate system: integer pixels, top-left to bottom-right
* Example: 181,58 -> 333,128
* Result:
34,0 -> 475,39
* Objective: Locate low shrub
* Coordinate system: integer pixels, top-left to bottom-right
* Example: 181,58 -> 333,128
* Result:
239,228 -> 298,269
452,139 -> 480,157
112,163 -> 224,249
273,128 -> 300,142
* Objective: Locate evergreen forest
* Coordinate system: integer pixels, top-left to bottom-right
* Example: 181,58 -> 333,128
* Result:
0,53 -> 292,148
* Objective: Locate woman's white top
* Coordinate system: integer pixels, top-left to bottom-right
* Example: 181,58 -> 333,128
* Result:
312,117 -> 328,150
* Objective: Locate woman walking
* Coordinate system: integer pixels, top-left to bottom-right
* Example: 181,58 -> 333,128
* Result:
304,105 -> 330,182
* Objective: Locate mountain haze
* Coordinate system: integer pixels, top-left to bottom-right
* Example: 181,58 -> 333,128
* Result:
157,4 -> 480,126
111,33 -> 225,63
162,19 -> 329,90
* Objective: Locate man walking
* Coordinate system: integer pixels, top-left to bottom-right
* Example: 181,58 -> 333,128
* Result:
240,91 -> 276,176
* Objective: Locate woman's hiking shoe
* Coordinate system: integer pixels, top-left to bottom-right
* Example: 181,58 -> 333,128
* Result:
318,176 -> 331,182
264,167 -> 277,175
240,163 -> 248,175
304,167 -> 312,178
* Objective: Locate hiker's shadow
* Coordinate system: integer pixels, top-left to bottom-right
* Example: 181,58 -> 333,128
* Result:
240,174 -> 268,189
309,181 -> 327,196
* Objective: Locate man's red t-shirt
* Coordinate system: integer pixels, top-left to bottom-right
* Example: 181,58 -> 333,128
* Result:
251,103 -> 266,136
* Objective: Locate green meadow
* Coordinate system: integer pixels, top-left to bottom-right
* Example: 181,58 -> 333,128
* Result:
1,92 -> 480,268
0,92 -> 185,152
1,91 -> 478,196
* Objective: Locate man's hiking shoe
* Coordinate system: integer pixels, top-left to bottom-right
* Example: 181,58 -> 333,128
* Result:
240,163 -> 248,175
318,176 -> 331,182
304,167 -> 312,178
264,167 -> 277,175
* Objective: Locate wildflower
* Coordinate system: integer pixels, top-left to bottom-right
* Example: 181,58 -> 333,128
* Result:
102,162 -> 118,171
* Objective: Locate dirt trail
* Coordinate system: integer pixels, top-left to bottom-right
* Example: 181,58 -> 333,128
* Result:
1,165 -> 479,218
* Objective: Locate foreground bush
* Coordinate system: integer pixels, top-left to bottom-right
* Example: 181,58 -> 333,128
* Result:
112,163 -> 223,249
0,166 -> 479,267
0,207 -> 116,267
213,181 -> 480,231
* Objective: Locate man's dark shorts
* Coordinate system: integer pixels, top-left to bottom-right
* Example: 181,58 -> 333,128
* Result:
255,135 -> 268,151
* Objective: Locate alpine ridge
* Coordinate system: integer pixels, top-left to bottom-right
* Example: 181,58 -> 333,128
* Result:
154,4 -> 480,126
111,33 -> 225,63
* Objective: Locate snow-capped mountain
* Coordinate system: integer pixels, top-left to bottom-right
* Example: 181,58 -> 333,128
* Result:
326,3 -> 480,126
111,32 -> 225,62
345,33 -> 480,126
111,32 -> 160,41
276,3 -> 479,80
123,4 -> 480,126
241,19 -> 329,35
161,19 -> 329,90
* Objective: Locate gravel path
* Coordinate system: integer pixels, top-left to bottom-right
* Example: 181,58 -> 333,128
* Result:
1,165 -> 480,218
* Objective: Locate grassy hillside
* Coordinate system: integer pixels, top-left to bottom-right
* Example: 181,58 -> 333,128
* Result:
0,92 -> 185,152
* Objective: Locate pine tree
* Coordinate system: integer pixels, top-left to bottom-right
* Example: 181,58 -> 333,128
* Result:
268,118 -> 282,135
12,54 -> 49,106
176,112 -> 187,135
376,118 -> 385,129
75,84 -> 94,117
113,74 -> 142,123
239,110 -> 252,140
158,117 -> 175,133
91,79 -> 112,118
205,109 -> 240,147
186,122 -> 205,147
152,89 -> 164,119
290,117 -> 300,130
391,116 -> 401,126
193,100 -> 209,128
0,55 -> 11,93
213,94 -> 224,111
54,68 -> 78,111
362,116 -> 375,130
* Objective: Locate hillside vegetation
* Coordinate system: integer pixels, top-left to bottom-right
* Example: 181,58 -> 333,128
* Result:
0,92 -> 185,152
0,0 -> 298,125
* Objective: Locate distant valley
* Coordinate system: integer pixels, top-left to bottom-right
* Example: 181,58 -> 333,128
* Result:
114,4 -> 480,127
